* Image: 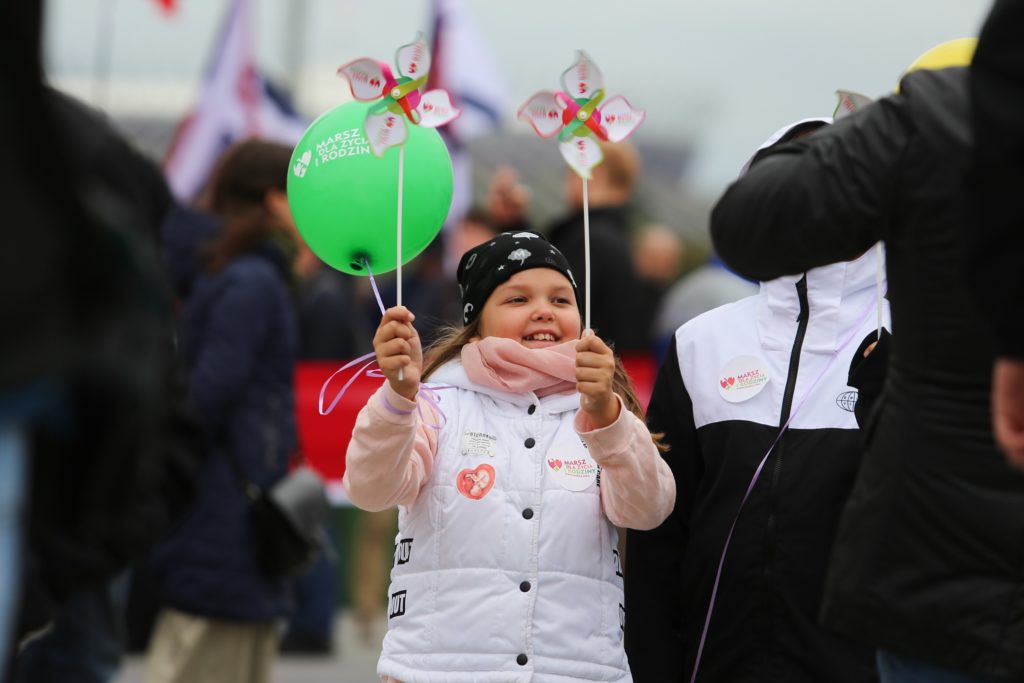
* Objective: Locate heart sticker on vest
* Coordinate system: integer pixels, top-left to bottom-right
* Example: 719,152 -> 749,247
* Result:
456,464 -> 495,500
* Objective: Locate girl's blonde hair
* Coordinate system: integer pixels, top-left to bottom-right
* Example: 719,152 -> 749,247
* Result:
423,321 -> 668,453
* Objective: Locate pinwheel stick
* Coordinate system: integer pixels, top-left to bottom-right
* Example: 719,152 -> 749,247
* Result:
393,146 -> 405,382
397,145 -> 405,381
583,177 -> 592,332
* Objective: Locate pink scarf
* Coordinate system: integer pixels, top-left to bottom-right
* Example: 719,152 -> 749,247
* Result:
461,337 -> 577,397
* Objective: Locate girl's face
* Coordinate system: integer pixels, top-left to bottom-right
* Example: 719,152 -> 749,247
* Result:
477,268 -> 581,349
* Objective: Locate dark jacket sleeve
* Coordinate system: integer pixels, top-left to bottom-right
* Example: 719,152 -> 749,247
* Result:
969,0 -> 1024,358
625,335 -> 702,683
710,97 -> 910,282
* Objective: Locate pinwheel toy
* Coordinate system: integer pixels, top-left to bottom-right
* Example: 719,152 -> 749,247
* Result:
518,51 -> 644,330
338,32 -> 460,158
337,33 -> 460,378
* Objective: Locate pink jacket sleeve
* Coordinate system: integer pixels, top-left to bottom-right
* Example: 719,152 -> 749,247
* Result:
342,383 -> 439,512
575,396 -> 676,530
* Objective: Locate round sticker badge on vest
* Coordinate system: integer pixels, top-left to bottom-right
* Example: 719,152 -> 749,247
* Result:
547,442 -> 598,491
718,355 -> 771,403
456,463 -> 495,500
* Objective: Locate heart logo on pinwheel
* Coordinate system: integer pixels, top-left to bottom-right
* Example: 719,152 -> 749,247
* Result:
456,464 -> 495,501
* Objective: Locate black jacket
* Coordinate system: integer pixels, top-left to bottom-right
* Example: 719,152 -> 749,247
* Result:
625,254 -> 883,682
969,0 -> 1024,357
547,206 -> 648,351
711,67 -> 1024,679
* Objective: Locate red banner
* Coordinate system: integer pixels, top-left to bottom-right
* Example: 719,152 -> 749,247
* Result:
295,353 -> 657,503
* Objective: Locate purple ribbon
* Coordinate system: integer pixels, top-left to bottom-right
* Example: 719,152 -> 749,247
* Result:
317,259 -> 449,429
689,295 -> 882,683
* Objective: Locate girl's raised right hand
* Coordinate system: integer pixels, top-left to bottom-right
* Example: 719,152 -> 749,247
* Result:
374,306 -> 422,401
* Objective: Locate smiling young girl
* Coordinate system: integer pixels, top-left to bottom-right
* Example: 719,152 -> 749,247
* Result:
344,231 -> 674,682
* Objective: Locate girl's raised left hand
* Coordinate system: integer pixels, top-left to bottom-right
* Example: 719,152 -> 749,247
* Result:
576,330 -> 620,429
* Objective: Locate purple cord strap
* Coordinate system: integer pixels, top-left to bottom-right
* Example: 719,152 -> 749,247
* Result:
317,258 -> 449,429
689,296 -> 881,683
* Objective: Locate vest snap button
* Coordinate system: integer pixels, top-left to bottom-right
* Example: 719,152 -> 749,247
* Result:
522,508 -> 534,520
527,404 -> 536,415
524,437 -> 536,448
517,654 -> 528,666
520,581 -> 531,592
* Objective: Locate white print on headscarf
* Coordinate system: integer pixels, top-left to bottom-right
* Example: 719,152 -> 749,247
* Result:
508,249 -> 531,266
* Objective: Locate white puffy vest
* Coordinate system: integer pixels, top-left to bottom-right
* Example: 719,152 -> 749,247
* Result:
377,362 -> 630,683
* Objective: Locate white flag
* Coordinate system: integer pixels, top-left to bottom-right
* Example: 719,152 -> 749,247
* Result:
163,0 -> 307,201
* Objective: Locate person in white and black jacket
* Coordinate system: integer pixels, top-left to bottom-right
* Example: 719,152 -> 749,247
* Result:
711,52 -> 1024,680
625,119 -> 888,683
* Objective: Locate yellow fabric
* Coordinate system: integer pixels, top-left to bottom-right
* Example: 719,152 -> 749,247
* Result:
898,37 -> 978,91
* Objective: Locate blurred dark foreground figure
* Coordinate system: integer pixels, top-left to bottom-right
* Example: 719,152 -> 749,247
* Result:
968,0 -> 1024,468
710,45 -> 1024,680
2,4 -> 204,682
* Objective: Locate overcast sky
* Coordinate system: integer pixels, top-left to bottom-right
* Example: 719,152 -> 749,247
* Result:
45,0 -> 993,196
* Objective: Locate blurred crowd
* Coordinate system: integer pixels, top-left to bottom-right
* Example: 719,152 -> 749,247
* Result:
4,0 -> 1024,681
1,6 -> 749,683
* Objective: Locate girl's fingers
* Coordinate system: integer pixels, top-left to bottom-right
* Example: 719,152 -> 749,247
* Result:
379,355 -> 411,372
575,366 -> 612,383
576,355 -> 614,373
382,305 -> 415,324
576,331 -> 610,354
379,337 -> 412,358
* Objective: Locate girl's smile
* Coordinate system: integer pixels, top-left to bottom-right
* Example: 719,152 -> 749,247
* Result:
476,268 -> 581,349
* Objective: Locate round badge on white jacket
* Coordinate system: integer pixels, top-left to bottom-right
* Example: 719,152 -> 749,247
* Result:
718,355 -> 771,403
546,444 -> 598,491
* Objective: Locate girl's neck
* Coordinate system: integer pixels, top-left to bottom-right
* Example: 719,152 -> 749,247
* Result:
461,337 -> 577,397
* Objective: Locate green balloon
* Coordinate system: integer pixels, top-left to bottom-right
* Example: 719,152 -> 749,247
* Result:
286,101 -> 453,275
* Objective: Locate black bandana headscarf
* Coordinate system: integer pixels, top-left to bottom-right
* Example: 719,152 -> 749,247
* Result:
456,231 -> 579,325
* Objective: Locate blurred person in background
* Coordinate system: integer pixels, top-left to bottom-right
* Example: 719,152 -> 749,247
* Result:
626,118 -> 883,682
279,232 -> 367,656
547,140 -> 650,352
145,140 -> 299,683
710,41 -> 1024,681
651,253 -> 758,362
632,223 -> 685,351
486,165 -> 533,235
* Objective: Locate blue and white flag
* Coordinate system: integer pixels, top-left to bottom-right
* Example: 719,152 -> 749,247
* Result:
164,0 -> 306,201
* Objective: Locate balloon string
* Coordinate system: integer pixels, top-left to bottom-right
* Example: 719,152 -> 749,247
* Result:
318,352 -> 380,416
318,352 -> 451,431
583,176 -> 591,332
876,242 -> 884,340
397,145 -> 405,381
364,259 -> 386,316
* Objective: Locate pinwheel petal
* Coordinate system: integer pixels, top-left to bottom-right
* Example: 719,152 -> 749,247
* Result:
337,58 -> 387,101
559,51 -> 604,101
559,136 -> 603,180
416,89 -> 461,128
517,91 -> 565,138
833,89 -> 873,121
598,95 -> 645,142
396,32 -> 431,80
364,111 -> 408,157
